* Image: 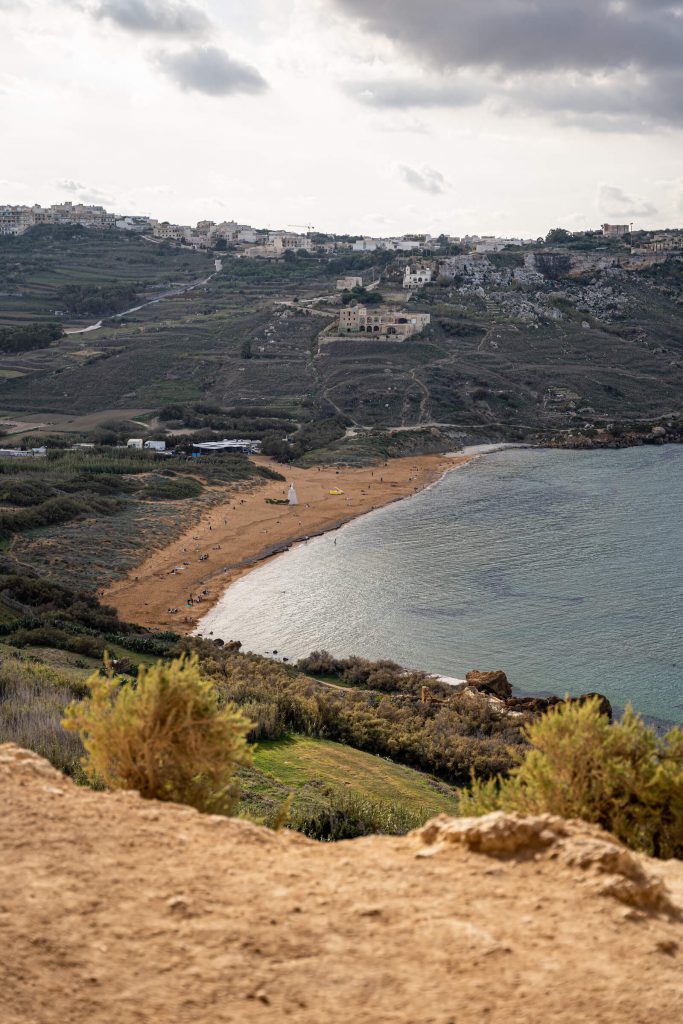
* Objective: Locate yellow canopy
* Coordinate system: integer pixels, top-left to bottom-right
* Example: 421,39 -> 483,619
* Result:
329,488 -> 344,495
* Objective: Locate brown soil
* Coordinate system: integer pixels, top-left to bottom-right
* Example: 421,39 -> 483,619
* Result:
2,743 -> 682,1024
104,453 -> 467,633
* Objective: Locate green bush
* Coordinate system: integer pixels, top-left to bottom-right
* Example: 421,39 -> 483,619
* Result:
7,625 -> 106,659
141,476 -> 202,500
458,698 -> 683,859
288,782 -> 424,840
63,655 -> 253,815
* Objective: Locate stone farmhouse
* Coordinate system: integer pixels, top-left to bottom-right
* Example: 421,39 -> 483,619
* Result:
338,304 -> 430,340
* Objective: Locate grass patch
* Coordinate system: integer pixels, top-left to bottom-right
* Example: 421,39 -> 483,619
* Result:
252,734 -> 458,818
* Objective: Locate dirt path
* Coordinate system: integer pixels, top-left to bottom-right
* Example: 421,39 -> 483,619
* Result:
2,744 -> 682,1024
104,453 -> 468,633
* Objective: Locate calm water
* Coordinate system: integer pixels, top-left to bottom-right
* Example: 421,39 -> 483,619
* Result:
199,447 -> 683,722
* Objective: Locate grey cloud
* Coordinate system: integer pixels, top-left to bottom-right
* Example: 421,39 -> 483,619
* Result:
155,45 -> 268,97
399,165 -> 448,195
58,179 -> 86,192
344,78 -> 481,110
332,1 -> 683,129
598,185 -> 657,218
58,180 -> 113,203
333,1 -> 683,74
94,0 -> 210,36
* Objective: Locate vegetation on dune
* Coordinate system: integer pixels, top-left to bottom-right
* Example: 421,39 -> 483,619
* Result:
64,655 -> 253,815
0,448 -> 281,588
459,698 -> 683,859
0,569 -> 179,659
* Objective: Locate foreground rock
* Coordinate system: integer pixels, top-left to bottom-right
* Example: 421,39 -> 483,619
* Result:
2,744 -> 681,1024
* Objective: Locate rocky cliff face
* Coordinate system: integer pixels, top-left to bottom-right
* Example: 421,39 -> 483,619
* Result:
2,743 -> 681,1024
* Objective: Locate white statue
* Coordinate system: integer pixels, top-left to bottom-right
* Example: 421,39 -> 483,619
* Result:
288,483 -> 299,506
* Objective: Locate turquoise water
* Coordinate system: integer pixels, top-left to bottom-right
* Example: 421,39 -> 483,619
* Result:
199,446 -> 683,722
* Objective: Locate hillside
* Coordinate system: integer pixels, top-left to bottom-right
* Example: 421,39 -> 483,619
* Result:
2,743 -> 682,1024
1,229 -> 682,457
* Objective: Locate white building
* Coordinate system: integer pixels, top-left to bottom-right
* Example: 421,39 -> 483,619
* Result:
602,223 -> 631,238
116,216 -> 150,233
352,238 -> 381,252
193,439 -> 262,454
403,265 -> 433,289
336,276 -> 363,291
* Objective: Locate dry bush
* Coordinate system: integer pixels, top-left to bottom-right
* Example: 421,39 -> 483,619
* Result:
63,654 -> 253,815
459,698 -> 683,859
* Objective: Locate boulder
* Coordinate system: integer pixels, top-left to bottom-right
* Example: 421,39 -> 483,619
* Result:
575,692 -> 613,721
465,670 -> 513,700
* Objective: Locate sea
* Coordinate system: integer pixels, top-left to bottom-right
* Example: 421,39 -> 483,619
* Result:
198,446 -> 683,724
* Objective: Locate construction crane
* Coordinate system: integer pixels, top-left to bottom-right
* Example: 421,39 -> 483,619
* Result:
288,223 -> 315,231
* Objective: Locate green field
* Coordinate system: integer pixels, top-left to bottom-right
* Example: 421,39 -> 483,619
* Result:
253,734 -> 459,817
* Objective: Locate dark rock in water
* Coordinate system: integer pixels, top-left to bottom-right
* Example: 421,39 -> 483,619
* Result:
574,692 -> 613,721
466,670 -> 513,700
505,691 -> 612,721
506,696 -> 561,714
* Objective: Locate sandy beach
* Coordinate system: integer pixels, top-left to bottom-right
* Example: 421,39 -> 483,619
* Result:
104,453 -> 470,633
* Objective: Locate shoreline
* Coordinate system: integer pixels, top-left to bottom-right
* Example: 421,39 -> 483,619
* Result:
104,452 -> 471,634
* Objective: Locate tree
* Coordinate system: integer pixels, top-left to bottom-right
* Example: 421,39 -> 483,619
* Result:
545,227 -> 572,244
240,339 -> 253,359
213,236 -> 228,251
63,655 -> 253,815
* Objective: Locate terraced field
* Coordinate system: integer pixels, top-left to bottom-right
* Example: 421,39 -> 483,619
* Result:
1,227 -> 682,443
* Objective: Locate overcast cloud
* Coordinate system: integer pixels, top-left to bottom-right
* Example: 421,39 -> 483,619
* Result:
155,45 -> 268,97
399,165 -> 449,195
598,185 -> 658,219
0,0 -> 678,234
94,0 -> 210,37
332,0 -> 683,129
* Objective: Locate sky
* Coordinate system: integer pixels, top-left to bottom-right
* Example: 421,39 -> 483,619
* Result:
0,0 -> 682,237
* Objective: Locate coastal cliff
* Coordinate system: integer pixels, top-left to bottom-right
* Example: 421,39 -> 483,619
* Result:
2,743 -> 681,1024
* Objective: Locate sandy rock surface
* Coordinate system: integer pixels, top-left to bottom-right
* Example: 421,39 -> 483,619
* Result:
2,743 -> 682,1024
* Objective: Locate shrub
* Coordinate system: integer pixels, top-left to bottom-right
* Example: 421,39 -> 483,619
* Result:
458,698 -> 683,859
0,654 -> 85,777
288,782 -> 424,840
63,655 -> 253,815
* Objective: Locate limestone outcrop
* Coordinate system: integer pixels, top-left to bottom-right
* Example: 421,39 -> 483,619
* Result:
465,669 -> 513,699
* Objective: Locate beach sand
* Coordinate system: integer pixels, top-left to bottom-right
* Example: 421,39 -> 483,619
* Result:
104,453 -> 470,634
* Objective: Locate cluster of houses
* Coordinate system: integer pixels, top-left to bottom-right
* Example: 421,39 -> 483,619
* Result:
0,437 -> 263,460
2,201 -> 681,268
